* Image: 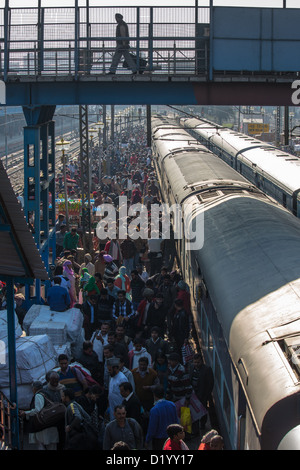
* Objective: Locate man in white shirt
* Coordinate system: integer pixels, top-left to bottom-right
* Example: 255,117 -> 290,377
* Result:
107,357 -> 129,421
91,321 -> 110,362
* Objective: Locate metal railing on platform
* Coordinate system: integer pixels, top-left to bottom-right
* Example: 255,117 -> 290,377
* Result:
0,390 -> 18,450
0,43 -> 209,76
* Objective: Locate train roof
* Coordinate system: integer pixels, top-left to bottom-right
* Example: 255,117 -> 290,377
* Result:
153,123 -> 252,205
192,194 -> 300,441
184,117 -> 300,194
181,117 -> 221,140
154,116 -> 300,447
213,129 -> 300,193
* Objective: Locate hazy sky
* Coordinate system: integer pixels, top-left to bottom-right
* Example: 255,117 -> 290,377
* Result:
0,0 -> 299,7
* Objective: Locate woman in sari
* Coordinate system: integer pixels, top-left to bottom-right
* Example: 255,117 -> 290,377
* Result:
63,260 -> 77,308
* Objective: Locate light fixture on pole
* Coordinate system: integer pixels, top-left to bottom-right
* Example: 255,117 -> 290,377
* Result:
290,111 -> 295,140
105,116 -> 111,175
56,137 -> 70,231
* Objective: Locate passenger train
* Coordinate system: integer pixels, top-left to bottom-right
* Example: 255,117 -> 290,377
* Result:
151,115 -> 300,450
180,116 -> 300,218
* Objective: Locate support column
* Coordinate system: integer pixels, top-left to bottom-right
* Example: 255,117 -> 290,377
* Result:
6,276 -> 19,449
284,105 -> 289,146
147,104 -> 151,147
276,106 -> 281,147
23,125 -> 41,240
23,105 -> 56,302
79,104 -> 92,252
48,120 -> 56,262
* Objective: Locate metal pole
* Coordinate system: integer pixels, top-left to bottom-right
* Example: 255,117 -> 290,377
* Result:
103,105 -> 107,150
4,0 -> 9,82
195,0 -> 198,74
5,106 -> 8,169
149,8 -> 153,72
111,104 -> 115,142
75,0 -> 79,78
62,149 -> 70,231
86,0 -> 91,74
79,105 -> 91,252
209,0 -> 213,81
284,106 -> 289,146
147,105 -> 151,147
98,128 -> 102,184
108,105 -> 114,177
6,277 -> 20,449
276,106 -> 281,147
37,0 -> 44,75
136,7 -> 140,71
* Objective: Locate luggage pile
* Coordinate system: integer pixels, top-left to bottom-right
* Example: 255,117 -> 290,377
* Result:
0,305 -> 85,409
23,304 -> 84,359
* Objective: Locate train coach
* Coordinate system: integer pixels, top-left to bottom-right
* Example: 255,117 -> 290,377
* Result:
180,116 -> 300,218
152,115 -> 300,450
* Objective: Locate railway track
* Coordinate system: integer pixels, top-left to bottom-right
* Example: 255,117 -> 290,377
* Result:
2,131 -> 80,195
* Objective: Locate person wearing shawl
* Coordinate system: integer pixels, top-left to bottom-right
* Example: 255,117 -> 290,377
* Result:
63,260 -> 77,308
114,266 -> 131,300
83,275 -> 100,300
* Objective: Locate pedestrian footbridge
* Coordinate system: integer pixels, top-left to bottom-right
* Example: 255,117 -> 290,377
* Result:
1,2 -> 300,106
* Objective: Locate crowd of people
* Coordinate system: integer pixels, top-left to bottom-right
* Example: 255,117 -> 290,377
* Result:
15,121 -> 223,451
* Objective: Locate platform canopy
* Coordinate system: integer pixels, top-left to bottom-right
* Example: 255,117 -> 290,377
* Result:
0,160 -> 48,281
